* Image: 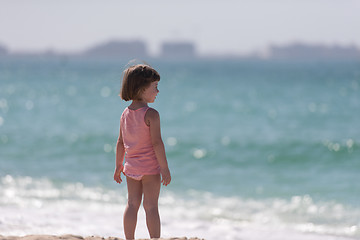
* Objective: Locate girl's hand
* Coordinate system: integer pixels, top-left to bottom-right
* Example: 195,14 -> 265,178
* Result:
114,165 -> 124,184
160,167 -> 171,186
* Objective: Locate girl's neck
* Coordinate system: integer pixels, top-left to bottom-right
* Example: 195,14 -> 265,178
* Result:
128,100 -> 148,110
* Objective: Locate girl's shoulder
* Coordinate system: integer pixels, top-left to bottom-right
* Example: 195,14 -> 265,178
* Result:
120,107 -> 129,117
145,107 -> 159,117
144,107 -> 160,126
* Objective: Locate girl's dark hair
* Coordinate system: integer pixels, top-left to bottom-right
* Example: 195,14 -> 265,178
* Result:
120,64 -> 160,101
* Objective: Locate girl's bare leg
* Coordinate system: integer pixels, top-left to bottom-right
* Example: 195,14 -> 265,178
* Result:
124,176 -> 143,240
142,174 -> 161,238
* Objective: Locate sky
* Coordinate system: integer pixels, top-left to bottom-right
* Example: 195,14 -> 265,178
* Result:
0,0 -> 359,56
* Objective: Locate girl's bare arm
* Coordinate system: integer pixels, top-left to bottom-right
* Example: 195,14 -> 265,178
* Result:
114,127 -> 125,184
146,108 -> 171,186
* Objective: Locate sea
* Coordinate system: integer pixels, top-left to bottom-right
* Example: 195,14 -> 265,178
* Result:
0,58 -> 359,240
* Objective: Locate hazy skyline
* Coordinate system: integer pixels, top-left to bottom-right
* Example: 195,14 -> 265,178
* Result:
1,0 -> 359,56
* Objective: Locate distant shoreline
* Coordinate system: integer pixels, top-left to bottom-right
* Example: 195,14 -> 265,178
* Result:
1,41 -> 360,61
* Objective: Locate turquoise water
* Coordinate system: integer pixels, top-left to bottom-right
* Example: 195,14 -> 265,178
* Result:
0,59 -> 359,239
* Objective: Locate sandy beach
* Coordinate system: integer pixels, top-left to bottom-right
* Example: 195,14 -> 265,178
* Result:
0,235 -> 203,240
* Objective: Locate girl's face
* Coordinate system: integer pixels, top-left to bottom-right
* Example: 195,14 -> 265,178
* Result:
141,81 -> 159,103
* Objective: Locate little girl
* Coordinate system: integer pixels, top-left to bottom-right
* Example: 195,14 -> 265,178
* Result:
113,63 -> 171,240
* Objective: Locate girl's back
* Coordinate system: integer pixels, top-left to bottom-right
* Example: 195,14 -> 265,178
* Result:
121,106 -> 160,176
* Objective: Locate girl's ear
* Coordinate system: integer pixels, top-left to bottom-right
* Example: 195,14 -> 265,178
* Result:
136,87 -> 145,100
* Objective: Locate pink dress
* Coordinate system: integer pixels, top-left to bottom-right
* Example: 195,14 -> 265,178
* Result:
120,106 -> 160,180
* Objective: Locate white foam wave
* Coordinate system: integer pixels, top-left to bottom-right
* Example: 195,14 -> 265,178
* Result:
0,175 -> 359,240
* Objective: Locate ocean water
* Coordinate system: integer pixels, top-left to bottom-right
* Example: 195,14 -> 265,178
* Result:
0,58 -> 359,240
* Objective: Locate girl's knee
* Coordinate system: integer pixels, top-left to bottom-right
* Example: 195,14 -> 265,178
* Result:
127,198 -> 142,210
143,200 -> 158,213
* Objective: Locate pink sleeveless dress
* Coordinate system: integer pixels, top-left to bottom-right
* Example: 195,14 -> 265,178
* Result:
120,106 -> 160,180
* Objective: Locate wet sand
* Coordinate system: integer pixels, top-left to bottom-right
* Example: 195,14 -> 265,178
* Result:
0,235 -> 204,240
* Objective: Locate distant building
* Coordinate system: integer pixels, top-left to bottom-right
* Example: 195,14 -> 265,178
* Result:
83,40 -> 148,59
161,42 -> 196,59
0,44 -> 8,56
269,43 -> 360,60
